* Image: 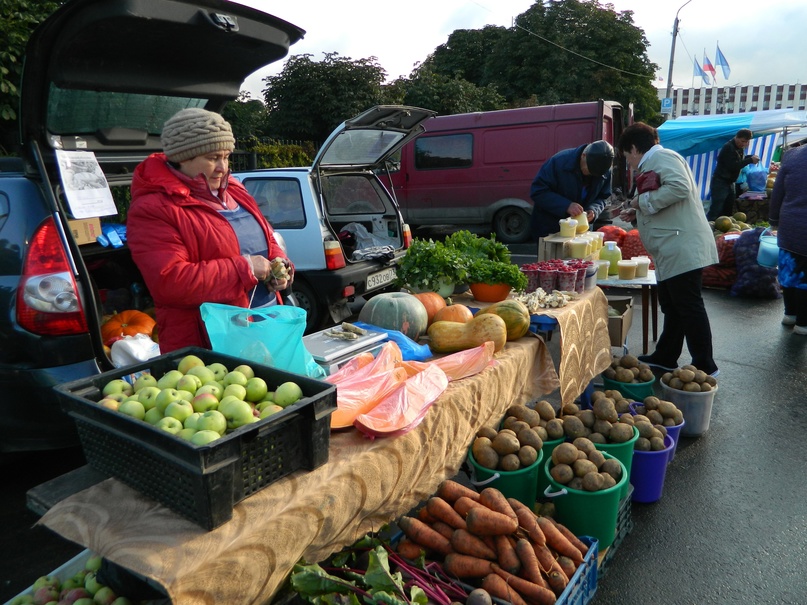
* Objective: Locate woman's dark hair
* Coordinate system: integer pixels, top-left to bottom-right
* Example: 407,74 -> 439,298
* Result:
617,122 -> 659,155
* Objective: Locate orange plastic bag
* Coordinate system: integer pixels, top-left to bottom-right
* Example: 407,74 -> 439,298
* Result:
330,366 -> 409,429
397,341 -> 496,381
325,341 -> 402,385
353,365 -> 449,438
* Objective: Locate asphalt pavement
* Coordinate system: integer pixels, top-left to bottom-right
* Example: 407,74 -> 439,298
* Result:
3,266 -> 806,604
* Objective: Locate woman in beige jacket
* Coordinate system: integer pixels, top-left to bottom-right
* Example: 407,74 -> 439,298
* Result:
617,122 -> 720,376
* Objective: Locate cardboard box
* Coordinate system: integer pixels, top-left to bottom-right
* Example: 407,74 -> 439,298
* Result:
68,217 -> 102,245
606,295 -> 633,348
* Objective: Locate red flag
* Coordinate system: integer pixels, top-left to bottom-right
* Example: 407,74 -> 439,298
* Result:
703,53 -> 717,80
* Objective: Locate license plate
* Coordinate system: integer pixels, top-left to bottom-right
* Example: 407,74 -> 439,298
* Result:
366,267 -> 396,290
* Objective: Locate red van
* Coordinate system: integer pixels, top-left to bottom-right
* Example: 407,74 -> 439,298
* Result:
381,100 -> 628,243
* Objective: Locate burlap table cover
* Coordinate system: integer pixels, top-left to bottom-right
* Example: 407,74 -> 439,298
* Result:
39,335 -> 559,605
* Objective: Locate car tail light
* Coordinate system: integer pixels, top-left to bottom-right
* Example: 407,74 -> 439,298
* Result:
17,217 -> 88,335
342,285 -> 355,298
324,240 -> 346,270
402,224 -> 412,249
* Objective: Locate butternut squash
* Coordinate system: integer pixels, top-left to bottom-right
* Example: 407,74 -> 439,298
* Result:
428,313 -> 508,354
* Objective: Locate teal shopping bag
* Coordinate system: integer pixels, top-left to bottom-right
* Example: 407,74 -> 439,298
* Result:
200,302 -> 325,379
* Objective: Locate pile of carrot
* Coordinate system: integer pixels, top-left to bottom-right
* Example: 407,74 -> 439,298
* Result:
396,480 -> 589,605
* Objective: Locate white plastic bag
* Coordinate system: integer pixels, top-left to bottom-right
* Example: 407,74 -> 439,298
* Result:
110,333 -> 161,368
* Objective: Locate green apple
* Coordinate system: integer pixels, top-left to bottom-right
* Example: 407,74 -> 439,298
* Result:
156,369 -> 184,390
102,378 -> 133,397
118,399 -> 146,421
59,577 -> 83,592
186,364 -> 216,385
222,370 -> 248,388
110,597 -> 134,605
176,374 -> 201,395
143,406 -> 163,425
93,586 -> 118,605
155,416 -> 184,435
196,409 -> 227,435
7,595 -> 34,605
274,381 -> 303,408
74,598 -> 96,605
85,554 -> 103,572
176,389 -> 194,402
33,586 -> 59,603
221,398 -> 255,430
192,392 -> 219,413
155,388 -> 182,414
206,362 -> 229,382
222,383 -> 247,401
164,399 -> 194,424
177,353 -> 205,374
190,429 -> 221,446
32,575 -> 60,590
232,364 -> 255,379
244,377 -> 268,402
184,412 -> 202,430
100,392 -> 127,403
259,403 -> 284,419
137,386 -> 162,411
84,572 -> 103,596
132,373 -> 158,392
196,383 -> 223,400
98,397 -> 120,412
178,427 -> 197,441
218,396 -> 242,416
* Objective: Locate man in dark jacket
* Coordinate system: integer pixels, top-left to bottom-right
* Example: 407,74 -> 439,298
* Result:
529,141 -> 614,246
707,128 -> 759,221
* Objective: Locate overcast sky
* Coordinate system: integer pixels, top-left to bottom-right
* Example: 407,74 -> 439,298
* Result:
233,0 -> 807,100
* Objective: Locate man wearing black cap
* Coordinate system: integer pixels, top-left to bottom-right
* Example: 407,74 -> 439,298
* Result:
528,140 -> 615,246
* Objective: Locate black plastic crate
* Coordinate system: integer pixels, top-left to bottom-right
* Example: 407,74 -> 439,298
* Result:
54,347 -> 336,530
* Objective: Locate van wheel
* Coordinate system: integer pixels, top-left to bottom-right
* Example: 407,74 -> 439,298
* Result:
289,280 -> 325,333
493,208 -> 531,244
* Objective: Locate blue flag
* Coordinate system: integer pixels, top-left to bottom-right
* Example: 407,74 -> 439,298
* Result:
715,44 -> 731,80
693,58 -> 711,85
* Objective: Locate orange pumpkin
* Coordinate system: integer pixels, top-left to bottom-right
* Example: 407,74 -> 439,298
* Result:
433,303 -> 473,324
414,291 -> 447,325
101,309 -> 157,345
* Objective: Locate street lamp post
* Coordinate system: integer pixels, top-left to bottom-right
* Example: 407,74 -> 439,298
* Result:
665,0 -> 695,102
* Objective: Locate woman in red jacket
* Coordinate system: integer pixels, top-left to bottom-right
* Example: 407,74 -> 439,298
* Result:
127,108 -> 293,353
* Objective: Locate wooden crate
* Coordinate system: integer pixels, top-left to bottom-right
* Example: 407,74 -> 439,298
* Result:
537,233 -> 573,261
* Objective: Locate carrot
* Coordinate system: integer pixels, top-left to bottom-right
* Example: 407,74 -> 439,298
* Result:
532,543 -> 568,584
508,498 -> 546,547
481,573 -> 530,605
426,496 -> 467,529
398,516 -> 453,556
396,537 -> 425,560
451,528 -> 497,560
442,553 -> 495,579
480,488 -> 518,520
545,516 -> 589,559
535,516 -> 583,563
466,506 -> 519,536
546,570 -> 568,596
556,555 -> 577,579
437,479 -> 481,503
494,534 -> 522,575
491,564 -> 556,605
417,506 -> 436,524
514,538 -> 546,588
454,495 -> 485,517
430,520 -> 456,541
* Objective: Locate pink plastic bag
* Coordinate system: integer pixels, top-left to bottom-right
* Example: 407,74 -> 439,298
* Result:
325,341 -> 402,385
330,366 -> 409,430
397,341 -> 496,381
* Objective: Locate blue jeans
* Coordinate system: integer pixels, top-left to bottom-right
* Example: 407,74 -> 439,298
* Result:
654,268 -> 717,373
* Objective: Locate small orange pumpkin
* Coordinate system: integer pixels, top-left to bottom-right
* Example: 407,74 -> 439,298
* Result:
101,309 -> 156,345
433,303 -> 473,324
414,291 -> 447,325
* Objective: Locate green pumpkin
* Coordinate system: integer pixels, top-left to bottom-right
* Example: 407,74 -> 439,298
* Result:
358,292 -> 429,341
475,299 -> 531,340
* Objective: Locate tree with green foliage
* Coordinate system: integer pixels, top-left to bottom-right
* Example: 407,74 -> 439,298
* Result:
424,26 -> 508,87
261,52 -> 390,142
0,0 -> 63,153
222,92 -> 272,140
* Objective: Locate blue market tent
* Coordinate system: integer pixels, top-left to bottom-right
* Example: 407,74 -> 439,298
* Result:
657,109 -> 807,201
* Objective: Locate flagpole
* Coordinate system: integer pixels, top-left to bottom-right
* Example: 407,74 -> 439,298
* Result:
665,0 -> 695,100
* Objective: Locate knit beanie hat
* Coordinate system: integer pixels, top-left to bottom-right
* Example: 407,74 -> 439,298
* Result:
161,108 -> 235,162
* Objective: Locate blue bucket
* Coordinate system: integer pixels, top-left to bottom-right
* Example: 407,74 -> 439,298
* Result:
757,228 -> 779,268
630,434 -> 674,503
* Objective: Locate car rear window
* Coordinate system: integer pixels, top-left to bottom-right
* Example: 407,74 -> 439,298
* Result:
321,175 -> 387,214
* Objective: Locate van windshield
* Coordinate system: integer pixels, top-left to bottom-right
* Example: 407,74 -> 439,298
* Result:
46,84 -> 207,135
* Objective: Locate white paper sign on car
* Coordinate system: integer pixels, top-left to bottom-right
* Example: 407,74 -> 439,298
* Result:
55,149 -> 117,219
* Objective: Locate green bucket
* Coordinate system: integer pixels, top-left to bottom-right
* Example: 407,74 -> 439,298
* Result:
468,448 -> 544,507
594,425 -> 639,499
544,452 -> 627,548
537,436 -> 566,500
601,375 -> 655,401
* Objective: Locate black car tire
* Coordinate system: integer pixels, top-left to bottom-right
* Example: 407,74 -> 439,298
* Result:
493,207 -> 531,244
289,279 -> 326,333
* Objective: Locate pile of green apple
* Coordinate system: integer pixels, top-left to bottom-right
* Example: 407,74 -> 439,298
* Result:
96,354 -> 304,446
10,552 -> 135,605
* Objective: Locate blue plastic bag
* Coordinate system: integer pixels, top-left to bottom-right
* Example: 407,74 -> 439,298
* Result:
350,321 -> 433,362
745,163 -> 768,192
200,302 -> 325,378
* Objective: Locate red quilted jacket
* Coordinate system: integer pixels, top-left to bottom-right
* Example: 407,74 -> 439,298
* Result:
127,153 -> 288,353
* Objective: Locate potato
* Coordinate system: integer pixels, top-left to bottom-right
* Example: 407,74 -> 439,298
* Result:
491,432 -> 521,456
562,415 -> 587,440
577,409 -> 596,428
582,471 -> 605,492
499,453 -> 521,471
634,437 -> 651,451
467,588 -> 493,605
572,437 -> 596,455
517,427 -> 543,451
545,418 -> 565,440
587,449 -> 606,469
592,419 -> 613,438
550,463 -> 574,484
600,458 -> 623,482
552,442 -> 579,465
473,445 -> 499,470
609,422 -> 635,443
534,399 -> 556,421
600,472 -> 617,490
509,420 -> 531,435
518,445 -> 538,468
476,426 -> 498,440
572,458 -> 599,478
593,397 -> 618,423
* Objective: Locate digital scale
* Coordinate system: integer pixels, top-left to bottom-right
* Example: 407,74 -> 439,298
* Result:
303,325 -> 388,375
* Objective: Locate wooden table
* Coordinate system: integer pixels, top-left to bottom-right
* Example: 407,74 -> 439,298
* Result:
35,337 -> 561,605
597,270 -> 658,354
